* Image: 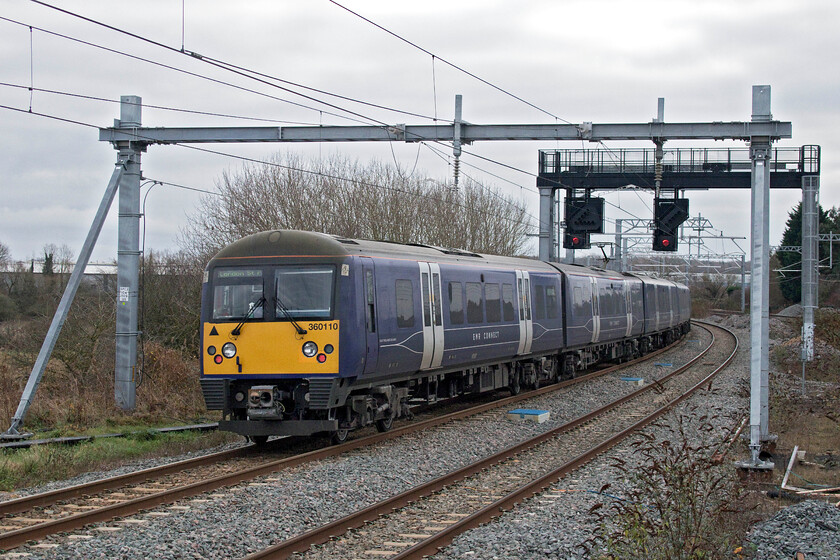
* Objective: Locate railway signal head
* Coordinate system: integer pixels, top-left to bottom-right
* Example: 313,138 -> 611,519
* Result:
653,229 -> 678,252
563,231 -> 590,249
652,197 -> 688,252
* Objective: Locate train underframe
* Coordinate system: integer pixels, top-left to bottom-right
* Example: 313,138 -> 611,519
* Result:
211,323 -> 690,444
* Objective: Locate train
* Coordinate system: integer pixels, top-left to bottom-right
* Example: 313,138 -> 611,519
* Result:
199,230 -> 691,444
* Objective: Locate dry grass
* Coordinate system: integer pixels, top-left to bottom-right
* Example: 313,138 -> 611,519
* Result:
0,338 -> 211,434
762,308 -> 840,508
0,315 -> 233,492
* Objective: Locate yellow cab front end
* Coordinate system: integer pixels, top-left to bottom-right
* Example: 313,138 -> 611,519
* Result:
199,243 -> 349,438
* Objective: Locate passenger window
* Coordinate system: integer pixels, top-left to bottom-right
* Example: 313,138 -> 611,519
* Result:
486,283 -> 501,323
395,279 -> 415,328
421,273 -> 431,327
524,279 -> 531,320
502,283 -> 515,321
365,270 -> 376,333
449,282 -> 464,325
518,278 -> 524,320
573,286 -> 584,313
546,285 -> 558,319
432,273 -> 442,327
534,285 -> 546,320
466,282 -> 483,324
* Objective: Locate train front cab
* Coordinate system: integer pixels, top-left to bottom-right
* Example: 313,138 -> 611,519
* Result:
199,235 -> 365,440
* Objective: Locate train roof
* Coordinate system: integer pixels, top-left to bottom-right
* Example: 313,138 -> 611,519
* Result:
208,230 -> 684,287
209,230 -> 561,272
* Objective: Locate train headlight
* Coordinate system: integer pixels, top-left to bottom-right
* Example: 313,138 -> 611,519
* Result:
221,342 -> 237,358
302,341 -> 318,358
234,391 -> 245,403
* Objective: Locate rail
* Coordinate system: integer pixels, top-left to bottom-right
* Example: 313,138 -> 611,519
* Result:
0,337 -> 686,551
242,321 -> 737,559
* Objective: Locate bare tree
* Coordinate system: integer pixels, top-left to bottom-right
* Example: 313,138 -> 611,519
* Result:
0,241 -> 10,270
181,153 -> 533,259
0,241 -> 15,320
42,243 -> 74,274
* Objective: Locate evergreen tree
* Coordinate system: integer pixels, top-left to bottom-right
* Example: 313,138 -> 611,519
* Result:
775,202 -> 836,302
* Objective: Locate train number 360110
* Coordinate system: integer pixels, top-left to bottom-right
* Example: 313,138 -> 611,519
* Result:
308,323 -> 338,331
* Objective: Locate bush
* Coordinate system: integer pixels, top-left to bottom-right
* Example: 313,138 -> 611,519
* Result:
0,293 -> 17,321
583,411 -> 752,559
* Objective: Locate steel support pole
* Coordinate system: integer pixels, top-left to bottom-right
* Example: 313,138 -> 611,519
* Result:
114,96 -> 143,410
1,161 -> 126,438
538,187 -> 555,262
452,95 -> 463,191
801,176 -> 819,365
745,85 -> 774,468
615,219 -> 623,272
622,234 -> 628,273
741,254 -> 746,313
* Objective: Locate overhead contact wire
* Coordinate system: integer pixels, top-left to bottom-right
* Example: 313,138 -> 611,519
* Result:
27,0 -> 442,124
0,15 -> 370,125
0,104 -> 533,232
8,11 -> 567,194
0,82 -> 321,125
328,0 -> 571,123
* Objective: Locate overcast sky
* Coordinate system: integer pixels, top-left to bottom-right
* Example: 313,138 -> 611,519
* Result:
1,0 -> 837,265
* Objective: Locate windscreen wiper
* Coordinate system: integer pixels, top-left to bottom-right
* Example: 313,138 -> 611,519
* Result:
274,279 -> 307,335
230,296 -> 265,336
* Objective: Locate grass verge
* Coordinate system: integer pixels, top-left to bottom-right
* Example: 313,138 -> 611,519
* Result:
0,429 -> 240,493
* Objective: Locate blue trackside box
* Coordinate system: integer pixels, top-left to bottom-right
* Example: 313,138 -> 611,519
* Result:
507,409 -> 550,423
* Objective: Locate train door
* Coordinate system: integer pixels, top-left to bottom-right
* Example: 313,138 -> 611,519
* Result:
419,262 -> 444,370
361,257 -> 378,375
516,270 -> 533,355
591,277 -> 601,343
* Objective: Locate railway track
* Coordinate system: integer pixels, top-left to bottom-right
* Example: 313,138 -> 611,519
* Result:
243,320 -> 737,559
0,332 -> 695,553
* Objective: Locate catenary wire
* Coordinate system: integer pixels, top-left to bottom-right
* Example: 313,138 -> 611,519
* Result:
0,103 -> 535,233
7,9 -> 613,234
174,142 -> 537,233
11,5 -> 630,217
0,82 -> 322,125
3,11 -> 476,165
0,89 -> 537,232
327,0 -> 572,123
420,142 -> 542,225
3,14 -> 575,197
0,15 -> 371,125
27,0 -> 443,123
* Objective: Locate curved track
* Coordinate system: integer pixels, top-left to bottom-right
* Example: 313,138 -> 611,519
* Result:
0,333 -> 695,552
242,320 -> 737,559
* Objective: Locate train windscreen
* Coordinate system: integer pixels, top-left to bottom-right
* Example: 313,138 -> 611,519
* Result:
274,266 -> 334,320
212,269 -> 264,321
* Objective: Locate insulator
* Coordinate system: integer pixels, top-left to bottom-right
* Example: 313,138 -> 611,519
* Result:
453,156 -> 461,191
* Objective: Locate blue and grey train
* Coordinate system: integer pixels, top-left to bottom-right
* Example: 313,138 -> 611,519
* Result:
199,230 -> 691,443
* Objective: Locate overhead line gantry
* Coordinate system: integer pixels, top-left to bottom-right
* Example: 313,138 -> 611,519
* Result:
4,86 -> 810,475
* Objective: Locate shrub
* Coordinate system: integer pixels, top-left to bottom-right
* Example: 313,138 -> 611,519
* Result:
583,411 -> 752,559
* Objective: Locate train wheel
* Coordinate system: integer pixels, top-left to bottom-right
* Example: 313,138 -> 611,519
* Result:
331,428 -> 350,444
508,369 -> 521,395
249,435 -> 268,446
375,413 -> 394,433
